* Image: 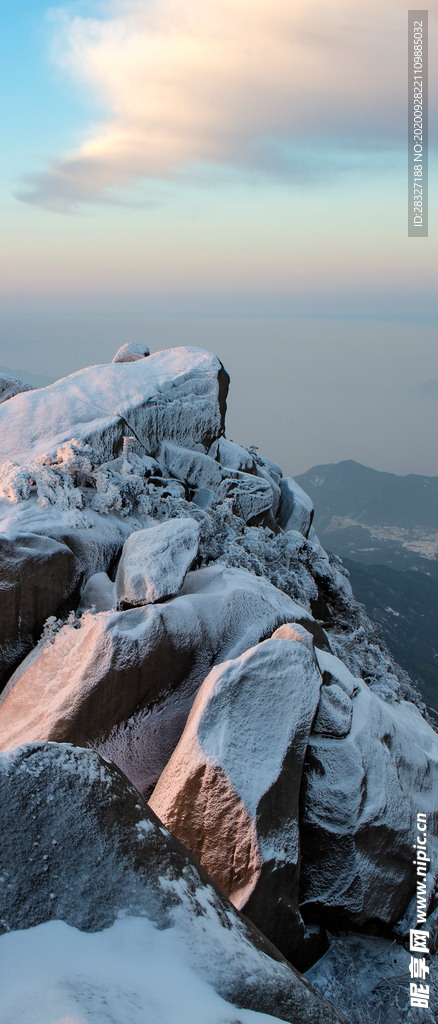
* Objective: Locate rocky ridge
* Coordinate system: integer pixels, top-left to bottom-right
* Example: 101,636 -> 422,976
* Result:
0,345 -> 436,1024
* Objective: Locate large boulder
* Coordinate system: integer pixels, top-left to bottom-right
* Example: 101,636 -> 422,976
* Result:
0,347 -> 229,466
0,742 -> 346,1024
112,341 -> 150,362
0,502 -> 136,690
299,674 -> 438,931
115,518 -> 200,606
0,532 -> 80,691
278,479 -> 314,538
209,438 -> 256,474
159,441 -> 274,523
219,470 -> 274,523
149,637 -> 323,965
0,565 -> 318,798
160,442 -> 223,490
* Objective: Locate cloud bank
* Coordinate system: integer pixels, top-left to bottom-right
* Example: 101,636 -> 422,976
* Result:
20,0 -> 432,207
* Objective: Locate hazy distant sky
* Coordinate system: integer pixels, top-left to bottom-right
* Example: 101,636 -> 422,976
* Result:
1,1 -> 437,476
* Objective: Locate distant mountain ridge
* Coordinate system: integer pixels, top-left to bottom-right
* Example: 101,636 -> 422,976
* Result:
296,459 -> 438,530
295,460 -> 438,710
295,460 -> 438,576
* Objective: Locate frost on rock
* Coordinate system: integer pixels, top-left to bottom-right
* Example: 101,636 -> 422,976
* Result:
0,566 -> 315,797
305,931 -> 438,1024
0,347 -> 229,467
150,638 -> 323,966
278,478 -> 314,539
78,572 -> 116,613
0,344 -> 436,1023
0,742 -> 347,1024
0,532 -> 81,691
0,373 -> 34,404
115,518 -> 200,605
300,674 -> 438,931
208,438 -> 257,474
112,341 -> 150,362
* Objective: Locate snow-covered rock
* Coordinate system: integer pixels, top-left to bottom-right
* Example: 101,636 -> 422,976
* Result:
312,683 -> 353,737
271,622 -> 316,650
160,442 -> 223,490
209,438 -> 256,474
0,374 -> 34,404
299,675 -> 438,931
0,532 -> 80,692
278,478 -> 314,538
0,566 -> 317,798
305,930 -> 438,1024
115,518 -> 200,606
219,469 -> 274,523
149,637 -> 323,965
255,463 -> 282,517
0,347 -> 229,467
112,341 -> 150,362
0,501 -> 136,689
78,571 -> 116,613
0,742 -> 346,1024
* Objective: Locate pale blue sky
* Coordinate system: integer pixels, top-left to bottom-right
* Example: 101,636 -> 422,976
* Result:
1,0 -> 437,476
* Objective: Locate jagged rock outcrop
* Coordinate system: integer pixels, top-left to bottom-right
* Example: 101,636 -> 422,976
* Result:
0,566 -> 318,798
115,518 -> 200,606
149,637 -> 323,964
0,342 -> 435,1024
0,347 -> 229,466
0,742 -> 347,1024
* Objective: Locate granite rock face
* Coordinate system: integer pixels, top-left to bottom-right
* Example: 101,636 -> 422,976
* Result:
0,742 -> 347,1024
149,638 -> 323,964
0,566 -> 317,797
115,518 -> 200,606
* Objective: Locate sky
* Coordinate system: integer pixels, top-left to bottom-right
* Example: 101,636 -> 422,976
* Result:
1,0 -> 437,477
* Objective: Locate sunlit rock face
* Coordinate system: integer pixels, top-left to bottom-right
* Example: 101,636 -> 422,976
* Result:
0,742 -> 347,1024
0,566 -> 315,797
150,637 -> 323,964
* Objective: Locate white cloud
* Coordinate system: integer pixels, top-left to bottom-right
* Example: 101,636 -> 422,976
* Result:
20,0 -> 436,207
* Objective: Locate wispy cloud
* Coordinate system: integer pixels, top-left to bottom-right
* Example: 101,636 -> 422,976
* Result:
19,0 -> 433,208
